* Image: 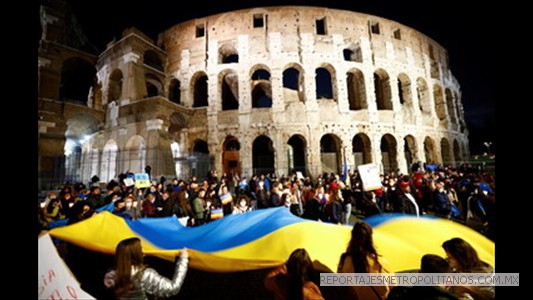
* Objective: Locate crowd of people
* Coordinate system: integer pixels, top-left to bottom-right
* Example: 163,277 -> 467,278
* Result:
37,163 -> 496,299
38,163 -> 496,240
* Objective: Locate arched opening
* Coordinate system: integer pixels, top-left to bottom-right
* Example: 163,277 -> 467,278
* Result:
346,69 -> 367,110
441,138 -> 452,166
417,77 -> 431,113
144,50 -> 164,71
433,84 -> 446,120
108,69 -> 123,102
283,65 -> 304,102
192,72 -> 208,107
453,139 -> 462,164
101,140 -> 118,182
424,136 -> 437,164
223,136 -> 241,177
397,73 -> 412,106
251,68 -> 272,108
320,134 -> 342,174
60,57 -> 96,105
220,70 -> 239,110
403,135 -> 417,171
192,140 -> 210,178
445,88 -> 456,123
380,134 -> 398,173
219,44 -> 239,64
193,140 -> 209,153
253,135 -> 275,175
145,74 -> 163,98
315,67 -> 334,100
125,135 -> 146,173
287,135 -> 307,174
64,114 -> 100,183
374,69 -> 392,110
343,43 -> 362,62
352,133 -> 372,167
169,79 -> 181,104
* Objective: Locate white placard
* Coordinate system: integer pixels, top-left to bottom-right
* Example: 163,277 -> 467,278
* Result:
38,233 -> 95,299
357,163 -> 383,191
296,171 -> 304,179
123,177 -> 135,187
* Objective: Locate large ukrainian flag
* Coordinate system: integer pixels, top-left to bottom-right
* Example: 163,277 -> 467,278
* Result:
48,207 -> 494,273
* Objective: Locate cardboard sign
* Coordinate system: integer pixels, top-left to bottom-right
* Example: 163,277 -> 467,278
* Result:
123,178 -> 135,187
38,233 -> 95,299
134,173 -> 151,188
296,171 -> 304,179
357,163 -> 383,191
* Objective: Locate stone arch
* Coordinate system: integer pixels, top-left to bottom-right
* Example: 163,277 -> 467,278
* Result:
219,44 -> 239,64
380,134 -> 398,173
193,140 -> 209,154
352,133 -> 372,167
440,138 -> 452,166
346,68 -> 367,110
223,136 -> 241,177
145,73 -> 163,98
445,88 -> 456,123
250,66 -> 272,108
424,136 -> 437,164
287,135 -> 307,174
108,68 -> 123,102
169,78 -> 181,104
417,77 -> 431,113
64,113 -> 100,182
125,135 -> 146,173
191,71 -> 208,107
315,64 -> 336,100
433,84 -> 446,120
60,57 -> 96,105
397,73 -> 412,105
282,63 -> 305,103
403,135 -> 417,170
343,43 -> 362,62
219,69 -> 239,110
144,50 -> 164,71
253,135 -> 275,175
101,139 -> 118,182
374,69 -> 392,110
320,133 -> 342,174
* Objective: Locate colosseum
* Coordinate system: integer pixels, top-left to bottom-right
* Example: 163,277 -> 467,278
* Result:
38,3 -> 469,188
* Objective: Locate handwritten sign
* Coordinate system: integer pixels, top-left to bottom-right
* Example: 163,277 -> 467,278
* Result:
38,233 -> 95,299
357,163 -> 383,191
134,173 -> 151,188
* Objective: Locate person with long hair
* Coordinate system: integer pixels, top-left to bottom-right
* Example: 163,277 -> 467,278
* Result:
264,248 -> 324,300
104,237 -> 189,299
442,237 -> 494,300
337,221 -> 390,300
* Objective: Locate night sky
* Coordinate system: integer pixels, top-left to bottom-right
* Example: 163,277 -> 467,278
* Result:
65,0 -> 495,153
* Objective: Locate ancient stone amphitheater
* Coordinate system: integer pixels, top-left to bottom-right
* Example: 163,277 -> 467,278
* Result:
39,5 -> 469,184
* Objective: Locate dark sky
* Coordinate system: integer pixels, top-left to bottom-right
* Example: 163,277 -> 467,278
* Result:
68,0 -> 495,129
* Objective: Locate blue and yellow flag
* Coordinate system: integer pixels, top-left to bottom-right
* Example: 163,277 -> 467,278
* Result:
49,208 -> 494,273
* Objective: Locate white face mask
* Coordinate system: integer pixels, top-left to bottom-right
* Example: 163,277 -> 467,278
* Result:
125,202 -> 132,209
240,201 -> 246,207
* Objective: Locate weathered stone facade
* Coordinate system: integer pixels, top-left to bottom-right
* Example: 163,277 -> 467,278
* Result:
39,4 -> 469,186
